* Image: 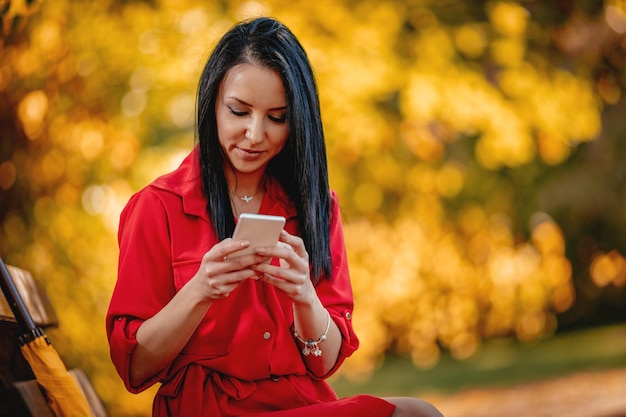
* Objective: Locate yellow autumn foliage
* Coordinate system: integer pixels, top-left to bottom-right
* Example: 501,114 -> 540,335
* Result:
1,1 -> 618,415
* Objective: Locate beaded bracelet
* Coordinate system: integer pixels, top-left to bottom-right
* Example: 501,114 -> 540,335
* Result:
293,310 -> 331,357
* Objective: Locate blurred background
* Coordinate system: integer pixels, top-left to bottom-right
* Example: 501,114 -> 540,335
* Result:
1,0 -> 625,415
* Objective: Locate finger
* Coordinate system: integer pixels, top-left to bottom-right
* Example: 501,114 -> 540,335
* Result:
252,260 -> 307,287
221,267 -> 261,284
199,256 -> 249,280
212,289 -> 230,299
223,253 -> 273,271
208,268 -> 257,299
256,243 -> 304,266
211,282 -> 237,300
259,251 -> 307,276
259,272 -> 287,289
279,230 -> 308,259
259,272 -> 313,302
206,238 -> 251,262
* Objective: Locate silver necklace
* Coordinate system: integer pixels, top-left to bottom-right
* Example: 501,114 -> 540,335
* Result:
230,186 -> 263,204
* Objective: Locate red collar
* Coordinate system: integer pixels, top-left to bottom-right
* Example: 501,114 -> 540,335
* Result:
151,146 -> 297,220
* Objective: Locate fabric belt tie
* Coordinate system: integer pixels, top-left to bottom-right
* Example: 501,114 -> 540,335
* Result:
158,364 -> 257,400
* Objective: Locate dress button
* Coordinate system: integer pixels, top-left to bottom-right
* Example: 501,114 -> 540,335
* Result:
345,311 -> 352,320
263,331 -> 271,340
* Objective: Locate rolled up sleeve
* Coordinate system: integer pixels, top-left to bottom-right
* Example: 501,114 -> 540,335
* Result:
311,192 -> 359,378
106,188 -> 176,392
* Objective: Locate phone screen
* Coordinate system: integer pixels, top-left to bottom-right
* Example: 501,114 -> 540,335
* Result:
227,213 -> 286,259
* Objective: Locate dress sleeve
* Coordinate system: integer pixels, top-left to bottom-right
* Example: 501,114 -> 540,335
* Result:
312,191 -> 359,379
105,187 -> 176,392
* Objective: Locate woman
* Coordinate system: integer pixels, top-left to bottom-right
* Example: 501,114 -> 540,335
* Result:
106,17 -> 443,417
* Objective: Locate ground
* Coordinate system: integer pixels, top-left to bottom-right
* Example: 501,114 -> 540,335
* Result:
426,367 -> 626,417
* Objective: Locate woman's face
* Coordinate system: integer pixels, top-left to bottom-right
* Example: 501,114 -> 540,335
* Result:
215,63 -> 289,178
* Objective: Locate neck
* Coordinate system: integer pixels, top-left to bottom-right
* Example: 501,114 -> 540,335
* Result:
227,173 -> 267,205
225,169 -> 266,197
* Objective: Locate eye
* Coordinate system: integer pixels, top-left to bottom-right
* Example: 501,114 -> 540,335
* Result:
268,114 -> 287,123
228,107 -> 247,117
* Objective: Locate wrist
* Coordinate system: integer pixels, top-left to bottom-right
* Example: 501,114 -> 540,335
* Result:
293,309 -> 331,357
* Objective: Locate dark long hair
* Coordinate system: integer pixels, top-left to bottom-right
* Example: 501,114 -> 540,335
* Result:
196,17 -> 331,282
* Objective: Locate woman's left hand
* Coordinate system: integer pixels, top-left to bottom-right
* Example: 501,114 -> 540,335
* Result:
251,229 -> 316,305
255,229 -> 341,375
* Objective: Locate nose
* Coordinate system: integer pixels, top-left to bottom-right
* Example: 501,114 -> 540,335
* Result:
245,116 -> 265,144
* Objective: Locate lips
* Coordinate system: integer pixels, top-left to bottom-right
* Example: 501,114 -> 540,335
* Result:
236,146 -> 264,160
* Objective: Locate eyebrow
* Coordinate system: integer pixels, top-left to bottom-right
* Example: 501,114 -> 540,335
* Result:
226,96 -> 287,111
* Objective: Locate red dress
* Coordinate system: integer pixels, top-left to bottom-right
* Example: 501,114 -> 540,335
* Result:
106,147 -> 395,417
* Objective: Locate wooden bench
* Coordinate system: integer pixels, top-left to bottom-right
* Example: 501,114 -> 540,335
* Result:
0,264 -> 107,417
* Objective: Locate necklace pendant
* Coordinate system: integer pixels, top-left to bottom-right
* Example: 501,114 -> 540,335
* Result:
241,195 -> 253,203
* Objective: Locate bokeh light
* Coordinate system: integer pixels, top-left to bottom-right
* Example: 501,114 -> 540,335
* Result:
1,1 -> 624,415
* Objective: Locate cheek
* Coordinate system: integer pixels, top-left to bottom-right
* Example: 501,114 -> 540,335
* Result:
217,118 -> 241,147
216,126 -> 228,152
270,137 -> 289,158
271,127 -> 290,151
216,103 -> 243,136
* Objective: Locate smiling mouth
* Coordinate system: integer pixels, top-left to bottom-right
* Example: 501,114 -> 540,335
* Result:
238,147 -> 262,154
237,147 -> 264,159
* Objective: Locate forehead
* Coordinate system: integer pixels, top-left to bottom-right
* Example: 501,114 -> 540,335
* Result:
219,63 -> 287,107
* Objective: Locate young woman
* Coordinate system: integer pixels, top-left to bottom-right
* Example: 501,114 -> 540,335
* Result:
106,17 -> 443,417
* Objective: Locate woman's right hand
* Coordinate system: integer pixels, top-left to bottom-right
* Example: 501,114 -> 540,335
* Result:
130,237 -> 269,385
191,237 -> 270,301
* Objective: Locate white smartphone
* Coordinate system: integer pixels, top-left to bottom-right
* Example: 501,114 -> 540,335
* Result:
226,213 -> 286,259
